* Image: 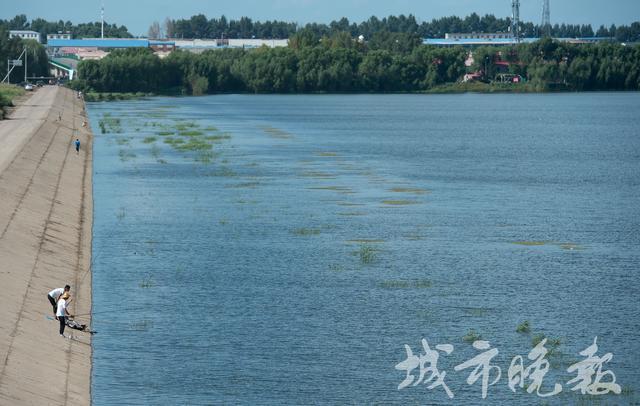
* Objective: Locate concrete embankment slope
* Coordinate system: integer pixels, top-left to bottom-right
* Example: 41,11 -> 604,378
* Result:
0,86 -> 93,405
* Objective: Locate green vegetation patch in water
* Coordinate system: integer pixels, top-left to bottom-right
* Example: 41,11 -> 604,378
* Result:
464,308 -> 489,317
336,202 -> 365,207
512,240 -> 548,246
337,212 -> 366,216
381,200 -> 419,206
307,186 -> 352,192
389,187 -> 430,195
260,125 -> 293,139
516,320 -> 531,333
556,242 -> 584,251
118,149 -> 136,162
292,228 -> 321,236
225,181 -> 260,188
378,279 -> 432,289
358,245 -> 376,264
175,138 -> 212,151
205,134 -> 231,142
463,329 -> 483,343
99,112 -> 123,133
194,151 -> 215,164
179,130 -> 204,137
346,239 -> 385,244
300,171 -> 337,179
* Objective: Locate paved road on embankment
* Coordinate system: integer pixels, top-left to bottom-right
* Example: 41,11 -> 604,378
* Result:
0,86 -> 93,405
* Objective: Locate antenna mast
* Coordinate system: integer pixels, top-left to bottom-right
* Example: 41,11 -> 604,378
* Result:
101,0 -> 105,38
541,0 -> 551,37
511,0 -> 521,42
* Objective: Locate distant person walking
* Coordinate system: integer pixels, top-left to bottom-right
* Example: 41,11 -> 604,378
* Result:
56,292 -> 73,338
47,285 -> 70,315
74,138 -> 80,154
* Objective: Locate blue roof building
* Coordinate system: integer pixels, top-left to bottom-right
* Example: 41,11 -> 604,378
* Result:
48,39 -> 149,48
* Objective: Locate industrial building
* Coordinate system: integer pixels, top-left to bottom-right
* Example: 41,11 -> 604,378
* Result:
424,35 -> 611,47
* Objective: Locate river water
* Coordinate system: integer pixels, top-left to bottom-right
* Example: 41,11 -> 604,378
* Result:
88,93 -> 640,405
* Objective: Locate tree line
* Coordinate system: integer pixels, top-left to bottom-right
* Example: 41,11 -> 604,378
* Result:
73,34 -> 640,94
2,13 -> 639,43
0,14 -> 132,42
161,13 -> 640,43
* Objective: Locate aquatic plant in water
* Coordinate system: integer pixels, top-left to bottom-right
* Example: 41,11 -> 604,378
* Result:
532,333 -> 562,357
150,144 -> 161,159
98,112 -> 123,133
180,130 -> 204,137
292,228 -> 321,236
516,320 -> 531,333
378,279 -> 432,289
381,200 -> 419,206
260,125 -> 292,139
389,187 -> 430,195
359,245 -> 376,264
463,329 -> 482,343
129,319 -> 153,331
139,274 -> 154,288
118,149 -> 136,162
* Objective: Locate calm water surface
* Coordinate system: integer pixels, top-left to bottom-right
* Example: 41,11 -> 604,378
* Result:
89,93 -> 640,405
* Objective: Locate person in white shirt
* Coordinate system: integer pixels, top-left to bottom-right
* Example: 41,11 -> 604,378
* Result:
56,292 -> 73,338
47,285 -> 70,315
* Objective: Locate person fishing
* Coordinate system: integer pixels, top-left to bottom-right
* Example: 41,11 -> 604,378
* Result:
47,285 -> 70,316
56,292 -> 73,338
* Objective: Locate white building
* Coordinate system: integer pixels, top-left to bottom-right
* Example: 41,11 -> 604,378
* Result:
47,33 -> 72,41
9,30 -> 41,43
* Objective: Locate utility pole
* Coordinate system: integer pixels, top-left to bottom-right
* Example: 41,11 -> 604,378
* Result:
24,45 -> 27,83
511,0 -> 521,43
2,48 -> 26,84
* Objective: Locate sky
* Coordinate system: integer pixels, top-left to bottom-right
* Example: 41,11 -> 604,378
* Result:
2,0 -> 639,36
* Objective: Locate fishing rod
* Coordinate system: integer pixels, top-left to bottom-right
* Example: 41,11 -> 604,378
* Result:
72,306 -> 153,317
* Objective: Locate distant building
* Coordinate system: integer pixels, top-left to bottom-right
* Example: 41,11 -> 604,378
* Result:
228,39 -> 288,48
9,30 -> 41,43
426,33 -> 614,47
149,40 -> 175,52
47,33 -> 72,41
171,38 -> 288,52
446,33 -> 512,40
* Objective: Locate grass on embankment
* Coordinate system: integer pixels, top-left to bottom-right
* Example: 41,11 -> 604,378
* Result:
425,81 -> 551,94
0,84 -> 26,120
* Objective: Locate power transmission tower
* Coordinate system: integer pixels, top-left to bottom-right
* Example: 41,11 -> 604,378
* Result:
511,0 -> 521,42
541,0 -> 551,37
